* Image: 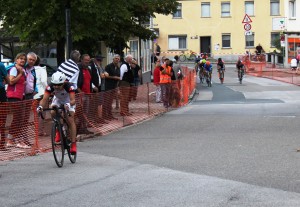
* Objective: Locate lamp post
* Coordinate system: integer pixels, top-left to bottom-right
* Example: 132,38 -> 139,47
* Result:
65,0 -> 72,59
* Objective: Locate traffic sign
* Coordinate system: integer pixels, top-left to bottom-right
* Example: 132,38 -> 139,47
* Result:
244,23 -> 252,31
242,14 -> 252,23
245,31 -> 252,36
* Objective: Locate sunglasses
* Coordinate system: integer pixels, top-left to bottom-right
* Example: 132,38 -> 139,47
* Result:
53,83 -> 63,87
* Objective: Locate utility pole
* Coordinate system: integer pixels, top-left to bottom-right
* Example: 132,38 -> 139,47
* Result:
65,0 -> 72,59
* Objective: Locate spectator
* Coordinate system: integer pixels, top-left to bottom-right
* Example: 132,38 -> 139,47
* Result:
155,43 -> 161,56
77,54 -> 94,134
57,50 -> 81,89
24,52 -> 38,100
6,53 -> 28,148
119,54 -> 134,116
255,44 -> 263,55
296,53 -> 300,70
173,55 -> 182,80
103,54 -> 120,120
0,62 -> 10,151
90,55 -> 107,124
159,59 -> 172,108
34,56 -> 48,136
153,58 -> 162,103
130,59 -> 141,100
21,52 -> 38,147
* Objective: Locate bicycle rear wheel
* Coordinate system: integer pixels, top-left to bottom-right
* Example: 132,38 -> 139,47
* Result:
179,55 -> 186,62
189,54 -> 196,61
51,123 -> 64,167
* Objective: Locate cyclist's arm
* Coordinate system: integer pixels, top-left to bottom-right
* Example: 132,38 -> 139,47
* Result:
69,92 -> 76,106
39,92 -> 51,108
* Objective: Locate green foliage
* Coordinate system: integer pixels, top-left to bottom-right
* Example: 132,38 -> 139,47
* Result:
271,37 -> 283,54
0,0 -> 178,59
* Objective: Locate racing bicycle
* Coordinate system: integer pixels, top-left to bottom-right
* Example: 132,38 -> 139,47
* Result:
238,69 -> 244,84
218,68 -> 225,84
40,105 -> 76,167
179,50 -> 197,62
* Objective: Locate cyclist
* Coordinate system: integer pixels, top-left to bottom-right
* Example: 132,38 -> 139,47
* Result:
217,58 -> 225,84
203,61 -> 212,84
37,71 -> 77,154
197,59 -> 206,83
236,60 -> 245,84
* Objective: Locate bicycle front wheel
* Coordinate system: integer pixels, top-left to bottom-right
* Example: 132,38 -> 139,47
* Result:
51,123 -> 65,167
62,122 -> 76,163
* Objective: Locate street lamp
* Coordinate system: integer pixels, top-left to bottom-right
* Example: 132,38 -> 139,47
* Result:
65,0 -> 72,59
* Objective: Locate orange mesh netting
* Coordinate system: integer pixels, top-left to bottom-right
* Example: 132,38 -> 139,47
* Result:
0,66 -> 196,163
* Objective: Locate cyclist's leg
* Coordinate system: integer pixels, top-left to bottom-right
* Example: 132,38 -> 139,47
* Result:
66,109 -> 76,143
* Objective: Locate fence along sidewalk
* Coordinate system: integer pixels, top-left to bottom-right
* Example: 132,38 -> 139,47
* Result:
0,66 -> 196,163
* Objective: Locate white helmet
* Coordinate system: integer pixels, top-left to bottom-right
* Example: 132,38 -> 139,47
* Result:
51,71 -> 66,84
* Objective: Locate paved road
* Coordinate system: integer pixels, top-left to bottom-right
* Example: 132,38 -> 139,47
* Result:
1,65 -> 300,207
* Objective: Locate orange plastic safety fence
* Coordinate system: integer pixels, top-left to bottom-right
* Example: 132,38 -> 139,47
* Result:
244,55 -> 300,86
0,67 -> 196,163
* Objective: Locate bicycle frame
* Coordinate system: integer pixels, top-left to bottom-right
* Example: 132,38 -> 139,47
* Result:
39,105 -> 76,167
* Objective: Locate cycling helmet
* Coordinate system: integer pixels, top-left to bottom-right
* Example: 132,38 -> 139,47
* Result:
51,71 -> 66,84
201,59 -> 206,64
206,61 -> 211,65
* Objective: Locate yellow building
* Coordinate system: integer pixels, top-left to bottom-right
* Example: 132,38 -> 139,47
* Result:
153,0 -> 286,62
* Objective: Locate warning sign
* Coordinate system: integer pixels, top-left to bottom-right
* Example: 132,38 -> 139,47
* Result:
242,14 -> 252,23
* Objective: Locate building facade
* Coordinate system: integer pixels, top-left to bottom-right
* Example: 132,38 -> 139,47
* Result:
153,0 -> 299,65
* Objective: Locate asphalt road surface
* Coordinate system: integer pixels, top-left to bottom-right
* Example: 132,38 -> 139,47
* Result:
1,65 -> 300,207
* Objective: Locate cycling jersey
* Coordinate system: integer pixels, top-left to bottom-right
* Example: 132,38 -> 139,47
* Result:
45,82 -> 76,111
203,64 -> 212,72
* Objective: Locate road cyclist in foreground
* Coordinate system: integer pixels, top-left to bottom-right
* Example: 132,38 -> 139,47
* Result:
37,71 -> 77,154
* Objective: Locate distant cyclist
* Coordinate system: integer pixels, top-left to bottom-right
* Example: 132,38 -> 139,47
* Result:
217,58 -> 225,84
197,59 -> 206,83
236,60 -> 245,84
37,71 -> 77,154
203,61 -> 212,86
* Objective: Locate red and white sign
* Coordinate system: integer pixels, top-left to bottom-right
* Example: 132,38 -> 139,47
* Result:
242,14 -> 252,23
244,23 -> 252,31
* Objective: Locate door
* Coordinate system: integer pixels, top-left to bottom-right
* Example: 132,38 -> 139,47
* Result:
200,36 -> 211,56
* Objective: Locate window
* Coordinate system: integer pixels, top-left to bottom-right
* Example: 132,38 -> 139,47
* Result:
270,0 -> 280,15
221,2 -> 230,17
168,36 -> 187,50
129,40 -> 138,60
289,0 -> 296,18
271,33 -> 280,47
245,33 -> 255,47
173,3 -> 182,18
201,2 -> 211,17
245,1 -> 254,16
222,34 -> 231,48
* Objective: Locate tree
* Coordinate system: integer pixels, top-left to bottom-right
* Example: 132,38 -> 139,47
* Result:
0,0 -> 178,64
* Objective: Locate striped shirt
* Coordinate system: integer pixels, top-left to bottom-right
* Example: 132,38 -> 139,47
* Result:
57,59 -> 79,89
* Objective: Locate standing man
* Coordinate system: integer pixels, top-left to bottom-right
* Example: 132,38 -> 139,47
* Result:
155,43 -> 161,57
119,54 -> 133,116
58,50 -> 81,89
77,54 -> 94,134
90,55 -> 107,123
0,62 -> 10,151
103,54 -> 121,120
24,52 -> 38,99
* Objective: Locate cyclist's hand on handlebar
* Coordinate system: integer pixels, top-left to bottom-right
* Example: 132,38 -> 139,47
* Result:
36,106 -> 43,113
64,103 -> 70,111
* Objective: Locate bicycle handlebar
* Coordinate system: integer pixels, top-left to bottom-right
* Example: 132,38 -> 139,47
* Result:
39,105 -> 71,120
